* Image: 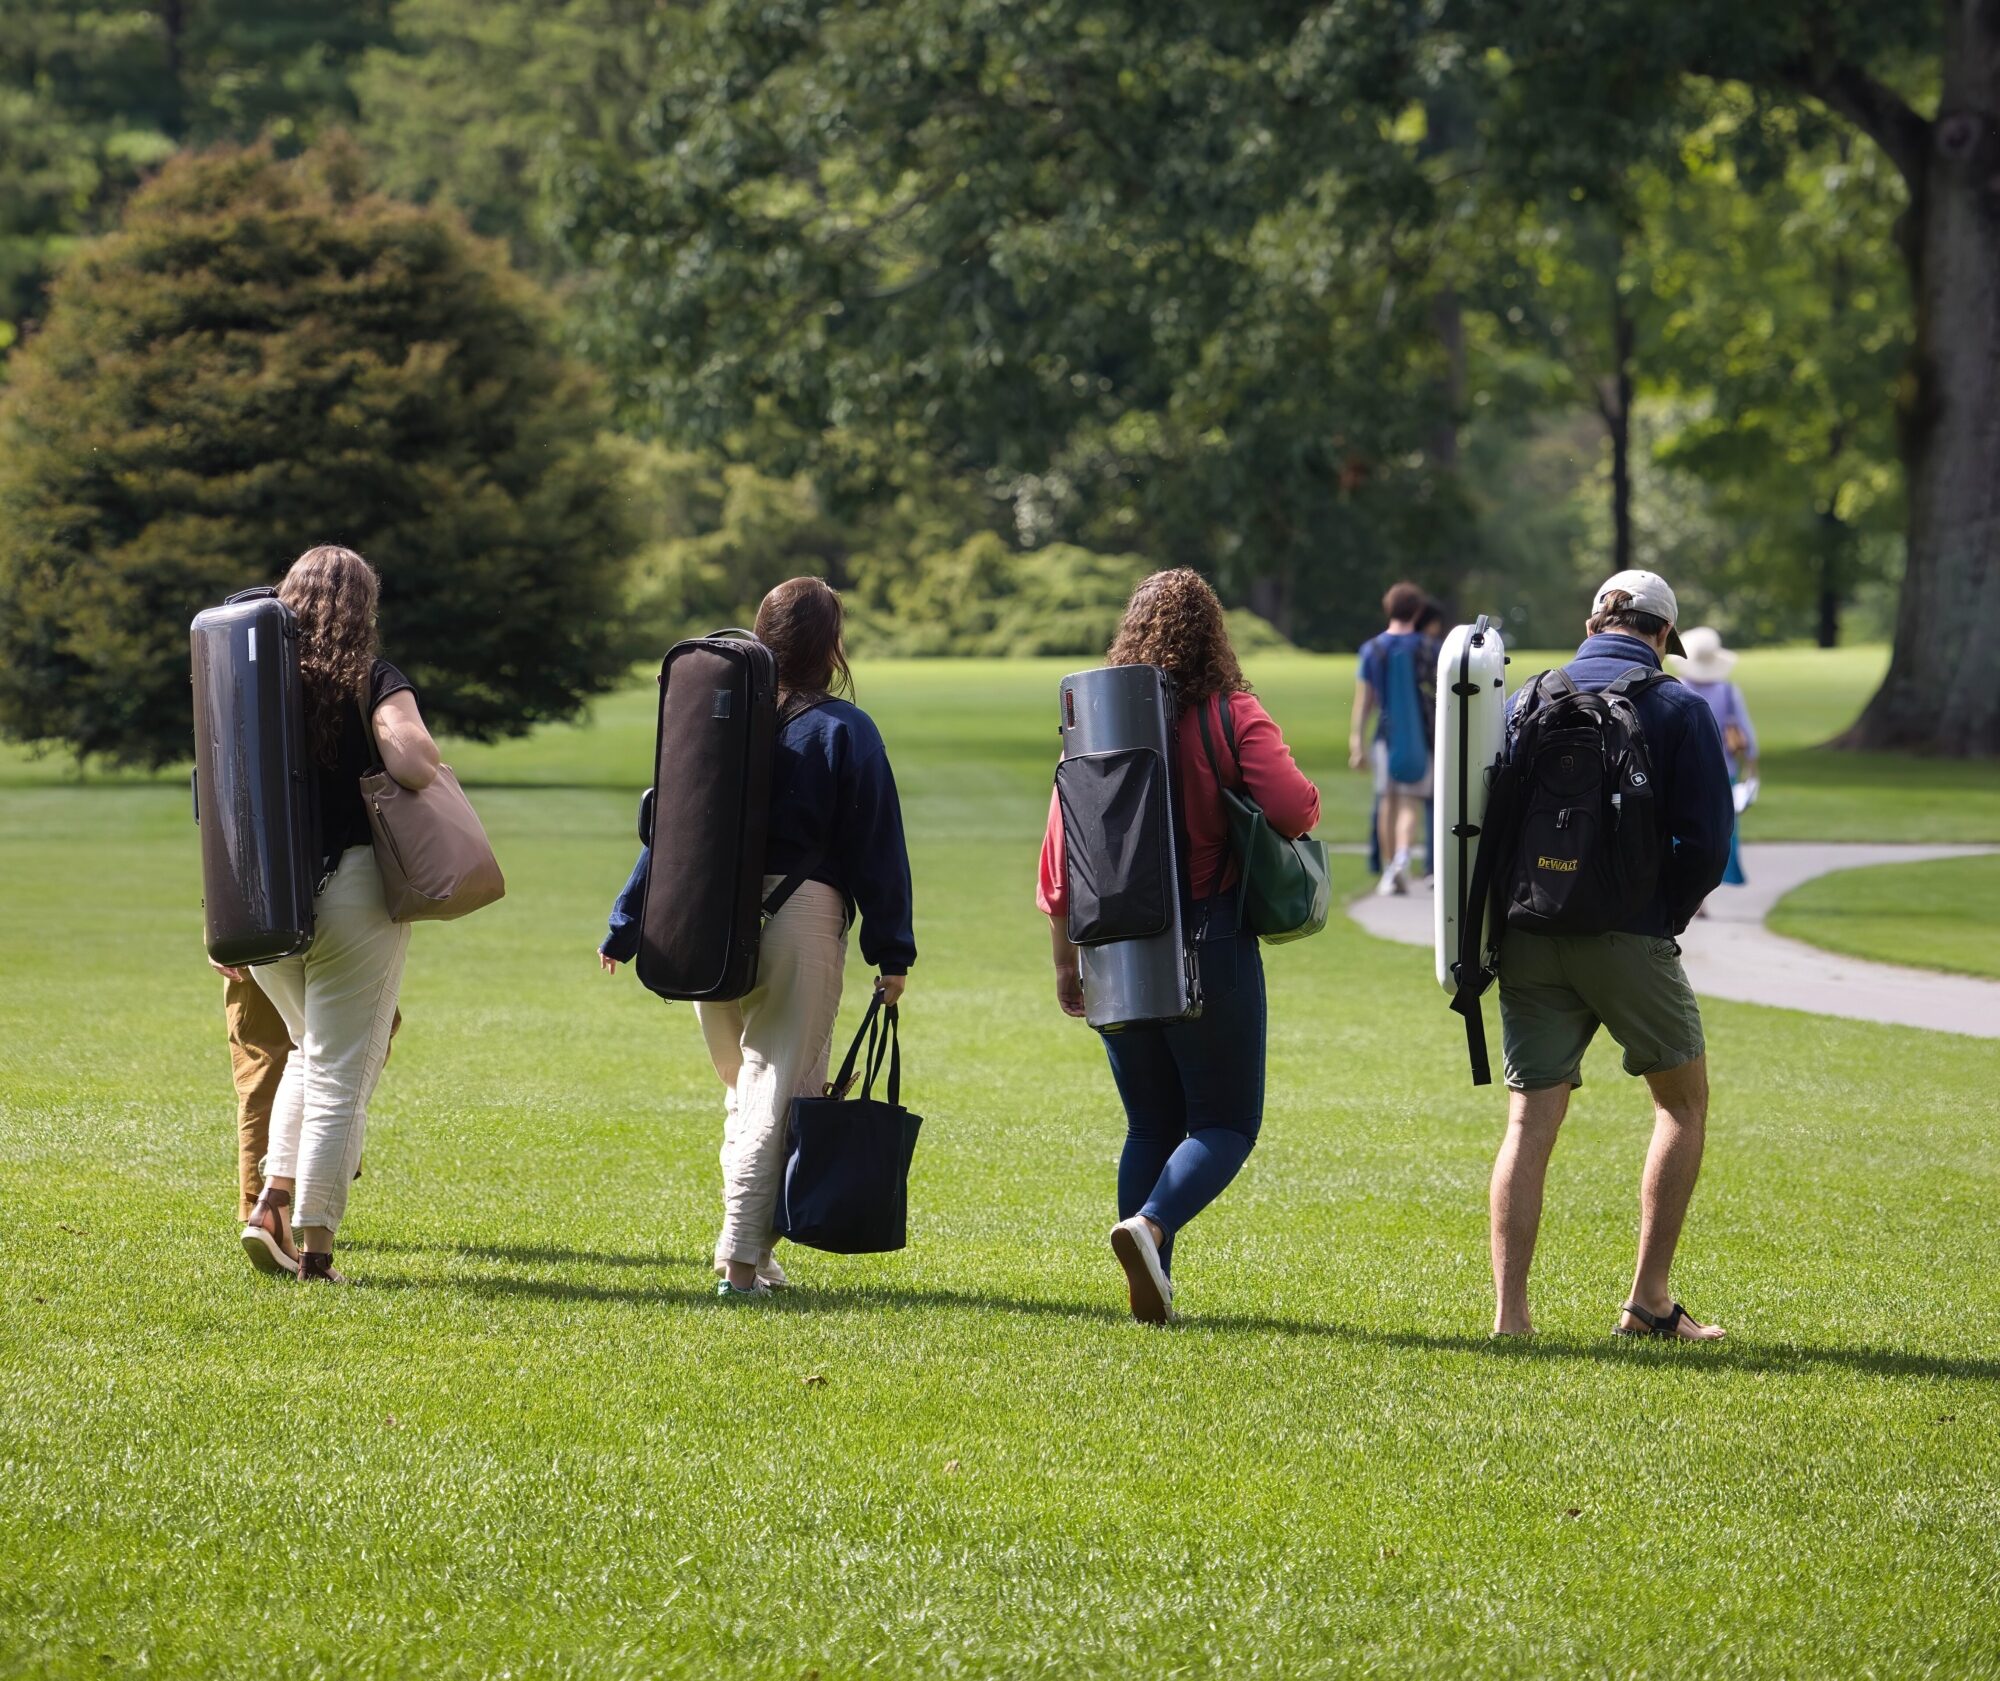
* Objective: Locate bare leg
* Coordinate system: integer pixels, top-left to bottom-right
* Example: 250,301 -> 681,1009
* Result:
1375,790 -> 1396,878
1392,792 -> 1422,865
1490,1084 -> 1570,1335
1621,1056 -> 1723,1339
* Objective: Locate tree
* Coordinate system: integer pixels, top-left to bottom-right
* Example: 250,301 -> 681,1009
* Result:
1646,112 -> 1907,648
355,0 -> 656,272
1456,2 -> 1995,753
0,1 -> 394,348
551,1 -> 1478,651
0,138 -> 635,768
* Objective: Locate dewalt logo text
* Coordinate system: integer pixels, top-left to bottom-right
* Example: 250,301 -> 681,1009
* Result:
1536,856 -> 1578,873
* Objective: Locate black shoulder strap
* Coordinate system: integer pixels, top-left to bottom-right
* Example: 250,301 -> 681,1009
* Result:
1447,630 -> 1485,1081
1216,689 -> 1242,767
1605,666 -> 1672,698
761,693 -> 832,920
1193,694 -> 1231,787
1449,750 -> 1528,1089
778,690 -> 828,729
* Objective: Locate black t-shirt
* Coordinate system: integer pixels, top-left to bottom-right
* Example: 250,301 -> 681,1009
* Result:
315,658 -> 414,878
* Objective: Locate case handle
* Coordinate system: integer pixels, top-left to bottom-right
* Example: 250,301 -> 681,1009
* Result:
224,587 -> 280,604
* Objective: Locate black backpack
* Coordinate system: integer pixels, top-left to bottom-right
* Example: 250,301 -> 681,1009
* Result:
1501,667 -> 1668,936
1448,665 -> 1670,1083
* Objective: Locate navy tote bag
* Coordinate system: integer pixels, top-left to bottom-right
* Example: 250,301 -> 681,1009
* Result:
778,994 -> 922,1253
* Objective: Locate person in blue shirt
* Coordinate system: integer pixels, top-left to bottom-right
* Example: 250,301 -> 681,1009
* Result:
1349,580 -> 1434,896
599,578 -> 916,1300
1488,569 -> 1734,1344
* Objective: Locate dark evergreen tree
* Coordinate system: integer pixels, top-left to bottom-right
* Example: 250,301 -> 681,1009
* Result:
0,137 -> 634,767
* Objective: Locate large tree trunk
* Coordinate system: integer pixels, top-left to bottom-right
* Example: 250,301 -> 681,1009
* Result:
1248,568 -> 1294,639
1604,273 -> 1635,574
1840,18 -> 2000,755
1816,514 -> 1843,649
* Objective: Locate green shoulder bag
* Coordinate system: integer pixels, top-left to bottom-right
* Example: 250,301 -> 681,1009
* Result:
1195,695 -> 1331,944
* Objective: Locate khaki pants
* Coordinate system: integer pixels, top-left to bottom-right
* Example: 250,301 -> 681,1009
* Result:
253,848 -> 412,1236
226,978 -> 402,1221
225,974 -> 293,1221
695,878 -> 849,1266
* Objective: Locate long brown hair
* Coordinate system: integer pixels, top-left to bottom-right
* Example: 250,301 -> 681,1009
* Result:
279,544 -> 380,766
1105,568 -> 1247,711
755,576 -> 853,700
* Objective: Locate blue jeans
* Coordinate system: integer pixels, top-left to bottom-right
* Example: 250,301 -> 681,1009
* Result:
1101,905 -> 1267,1274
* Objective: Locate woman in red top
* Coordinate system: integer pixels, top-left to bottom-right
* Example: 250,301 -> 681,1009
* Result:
1037,570 -> 1321,1323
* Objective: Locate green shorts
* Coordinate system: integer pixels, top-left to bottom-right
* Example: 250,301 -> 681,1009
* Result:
1497,930 -> 1705,1091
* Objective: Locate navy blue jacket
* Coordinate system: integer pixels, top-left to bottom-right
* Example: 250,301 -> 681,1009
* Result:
603,698 -> 917,974
1509,633 -> 1734,937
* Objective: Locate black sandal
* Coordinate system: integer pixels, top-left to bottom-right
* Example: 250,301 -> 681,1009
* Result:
1615,1300 -> 1691,1338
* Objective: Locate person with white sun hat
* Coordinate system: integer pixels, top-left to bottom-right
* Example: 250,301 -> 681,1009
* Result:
1670,626 -> 1759,889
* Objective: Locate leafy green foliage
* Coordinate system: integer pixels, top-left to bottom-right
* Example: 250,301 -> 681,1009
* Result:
848,534 -> 1145,657
0,0 -> 393,344
550,1 -> 1477,649
355,0 -> 654,270
0,138 -> 634,767
612,440 -> 844,652
608,439 -> 1281,659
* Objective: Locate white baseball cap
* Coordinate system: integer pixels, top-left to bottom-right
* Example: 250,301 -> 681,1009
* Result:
1592,568 -> 1685,656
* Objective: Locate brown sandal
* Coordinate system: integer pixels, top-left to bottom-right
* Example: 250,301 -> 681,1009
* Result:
241,1187 -> 298,1276
298,1250 -> 349,1286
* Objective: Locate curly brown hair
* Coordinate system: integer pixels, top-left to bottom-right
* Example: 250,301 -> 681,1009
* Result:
279,544 -> 381,767
1104,568 -> 1247,711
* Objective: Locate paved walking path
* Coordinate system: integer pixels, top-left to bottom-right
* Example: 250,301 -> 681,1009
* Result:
1346,843 -> 2000,1039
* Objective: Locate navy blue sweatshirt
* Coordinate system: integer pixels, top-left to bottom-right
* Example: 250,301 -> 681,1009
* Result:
603,698 -> 917,974
1509,633 -> 1735,937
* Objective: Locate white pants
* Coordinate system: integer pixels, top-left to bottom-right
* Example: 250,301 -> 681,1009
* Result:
254,847 -> 411,1235
696,878 -> 849,1267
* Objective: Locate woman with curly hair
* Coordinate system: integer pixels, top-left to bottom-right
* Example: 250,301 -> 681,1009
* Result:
226,544 -> 440,1283
1036,569 -> 1321,1322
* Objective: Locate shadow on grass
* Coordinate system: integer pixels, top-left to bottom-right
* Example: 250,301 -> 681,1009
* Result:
349,1238 -> 706,1271
343,1246 -> 2000,1384
801,1283 -> 2000,1383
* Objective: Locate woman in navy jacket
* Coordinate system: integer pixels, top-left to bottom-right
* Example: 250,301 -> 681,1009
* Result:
601,578 -> 915,1298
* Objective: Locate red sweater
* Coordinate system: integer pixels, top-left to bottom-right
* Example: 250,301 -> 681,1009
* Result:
1037,690 -> 1322,916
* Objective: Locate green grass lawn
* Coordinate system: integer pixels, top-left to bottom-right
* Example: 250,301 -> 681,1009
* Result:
1769,854 -> 2000,980
3,652 -> 1998,1679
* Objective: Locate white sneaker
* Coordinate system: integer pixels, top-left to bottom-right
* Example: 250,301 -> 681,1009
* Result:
1110,1216 -> 1175,1324
1375,867 -> 1408,898
713,1253 -> 792,1289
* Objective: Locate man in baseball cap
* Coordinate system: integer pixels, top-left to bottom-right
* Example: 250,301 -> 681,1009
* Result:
1591,569 -> 1687,657
1485,568 -> 1734,1341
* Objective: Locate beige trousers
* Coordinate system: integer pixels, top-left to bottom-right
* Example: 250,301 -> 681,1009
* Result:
696,877 -> 849,1266
253,847 -> 411,1235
